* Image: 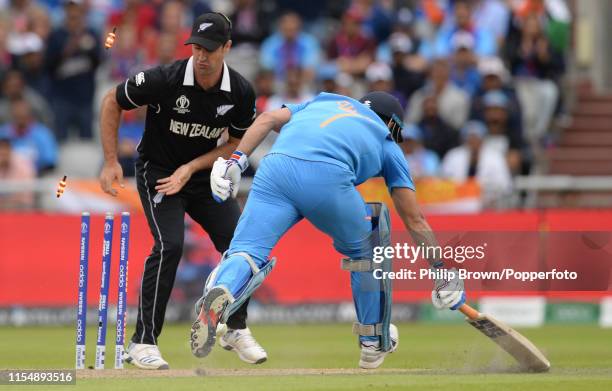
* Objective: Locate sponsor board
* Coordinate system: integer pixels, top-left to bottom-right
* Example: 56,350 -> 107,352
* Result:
0,304 -> 420,326
419,303 -> 469,323
546,302 -> 599,324
599,297 -> 612,327
479,297 -> 546,327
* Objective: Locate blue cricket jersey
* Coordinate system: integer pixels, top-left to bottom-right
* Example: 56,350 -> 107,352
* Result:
270,92 -> 415,191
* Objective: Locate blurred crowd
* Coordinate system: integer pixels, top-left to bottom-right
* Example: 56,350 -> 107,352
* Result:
0,0 -> 572,208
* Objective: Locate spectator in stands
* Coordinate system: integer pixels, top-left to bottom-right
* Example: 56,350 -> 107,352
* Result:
6,31 -> 42,66
275,0 -> 329,24
25,4 -> 50,41
0,98 -> 57,175
0,69 -> 53,128
415,0 -> 446,29
481,90 -> 526,174
11,32 -> 49,96
417,94 -> 461,159
376,5 -> 419,63
505,13 -> 563,143
318,63 -> 338,94
449,31 -> 481,97
4,0 -> 47,44
365,61 -> 406,108
260,11 -> 320,83
107,0 -> 157,43
351,0 -> 395,43
265,67 -> 314,111
251,67 -> 314,171
117,106 -> 145,178
0,18 -> 10,79
109,23 -> 145,83
421,0 -> 496,59
510,0 -> 572,52
82,0 -> 114,34
334,72 -> 355,97
441,120 -> 512,205
319,65 -> 356,97
0,131 -> 35,209
229,0 -> 272,47
317,62 -> 356,97
4,0 -> 51,89
399,124 -> 440,179
156,32 -> 179,66
253,69 -> 275,114
327,7 -> 376,77
143,0 -> 191,64
46,0 -> 101,141
388,31 -> 427,102
407,58 -> 470,130
190,0 -> 213,20
470,57 -> 523,138
471,0 -> 511,46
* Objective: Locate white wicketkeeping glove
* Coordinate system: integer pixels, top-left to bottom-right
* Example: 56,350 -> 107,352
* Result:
431,267 -> 466,310
210,151 -> 249,202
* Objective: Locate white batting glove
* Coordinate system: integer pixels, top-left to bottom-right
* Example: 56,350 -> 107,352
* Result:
210,151 -> 249,202
211,158 -> 231,202
431,267 -> 466,310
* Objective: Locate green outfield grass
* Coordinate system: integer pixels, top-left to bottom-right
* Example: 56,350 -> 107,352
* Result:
0,323 -> 611,390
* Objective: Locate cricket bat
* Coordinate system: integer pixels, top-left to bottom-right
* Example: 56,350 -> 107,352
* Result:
459,304 -> 551,372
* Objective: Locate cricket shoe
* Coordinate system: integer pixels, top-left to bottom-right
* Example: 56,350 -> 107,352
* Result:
191,286 -> 232,358
219,327 -> 268,364
124,342 -> 169,370
358,324 -> 399,369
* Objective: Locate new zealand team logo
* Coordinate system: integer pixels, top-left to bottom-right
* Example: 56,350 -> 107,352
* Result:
198,23 -> 213,32
216,104 -> 234,117
135,72 -> 145,86
173,95 -> 191,114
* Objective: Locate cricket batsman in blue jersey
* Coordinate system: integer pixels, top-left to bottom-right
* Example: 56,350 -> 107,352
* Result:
190,91 -> 466,368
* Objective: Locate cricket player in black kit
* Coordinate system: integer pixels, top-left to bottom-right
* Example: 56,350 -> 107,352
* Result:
99,13 -> 266,369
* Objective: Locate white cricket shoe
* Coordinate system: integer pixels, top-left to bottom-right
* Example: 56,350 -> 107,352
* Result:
358,324 -> 399,369
124,342 -> 169,370
219,327 -> 268,364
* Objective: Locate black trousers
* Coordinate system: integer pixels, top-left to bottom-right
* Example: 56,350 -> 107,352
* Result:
133,160 -> 249,345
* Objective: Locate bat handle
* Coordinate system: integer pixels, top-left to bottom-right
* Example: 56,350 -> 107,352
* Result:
458,304 -> 481,320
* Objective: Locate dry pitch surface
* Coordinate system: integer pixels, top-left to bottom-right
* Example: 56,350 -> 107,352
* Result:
1,323 -> 611,390
75,367 -> 432,378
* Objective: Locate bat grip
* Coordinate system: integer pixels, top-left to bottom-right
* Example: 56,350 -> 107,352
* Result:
458,304 -> 481,320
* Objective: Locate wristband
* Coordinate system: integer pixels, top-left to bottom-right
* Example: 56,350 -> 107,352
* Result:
229,150 -> 249,173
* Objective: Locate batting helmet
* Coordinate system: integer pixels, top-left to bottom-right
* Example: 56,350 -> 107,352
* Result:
359,91 -> 405,143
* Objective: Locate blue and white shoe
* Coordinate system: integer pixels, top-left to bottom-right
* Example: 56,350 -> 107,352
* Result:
124,342 -> 169,370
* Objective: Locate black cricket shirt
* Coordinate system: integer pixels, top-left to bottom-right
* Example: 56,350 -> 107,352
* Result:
115,57 -> 256,179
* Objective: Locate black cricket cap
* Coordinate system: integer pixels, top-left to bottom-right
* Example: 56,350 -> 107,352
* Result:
359,91 -> 406,142
185,12 -> 232,51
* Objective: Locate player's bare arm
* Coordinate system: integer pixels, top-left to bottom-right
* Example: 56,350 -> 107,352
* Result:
209,108 -> 291,201
391,186 -> 465,310
99,87 -> 125,196
391,187 -> 440,268
234,107 -> 292,155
